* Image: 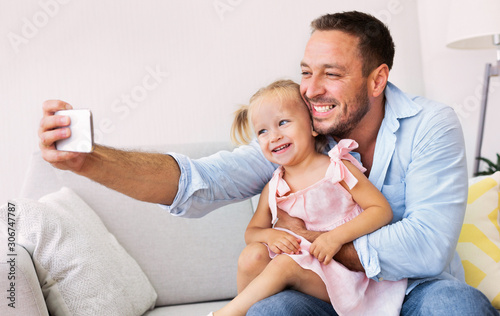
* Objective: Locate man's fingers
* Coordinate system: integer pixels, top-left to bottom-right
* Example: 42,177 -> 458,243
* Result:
39,100 -> 73,149
42,100 -> 72,115
39,127 -> 70,148
39,115 -> 70,136
40,146 -> 80,163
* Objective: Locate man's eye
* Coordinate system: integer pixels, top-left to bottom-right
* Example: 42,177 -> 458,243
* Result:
301,71 -> 311,76
326,73 -> 340,77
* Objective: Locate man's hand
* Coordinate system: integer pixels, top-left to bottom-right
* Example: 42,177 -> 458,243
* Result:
274,209 -> 322,242
333,242 -> 364,272
38,100 -> 89,172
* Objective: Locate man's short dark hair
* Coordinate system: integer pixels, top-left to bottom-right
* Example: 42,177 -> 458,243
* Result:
311,11 -> 395,77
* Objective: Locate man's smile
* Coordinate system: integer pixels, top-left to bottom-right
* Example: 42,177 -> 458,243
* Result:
313,104 -> 335,113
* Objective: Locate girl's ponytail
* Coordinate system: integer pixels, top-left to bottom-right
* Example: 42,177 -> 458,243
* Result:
230,105 -> 253,145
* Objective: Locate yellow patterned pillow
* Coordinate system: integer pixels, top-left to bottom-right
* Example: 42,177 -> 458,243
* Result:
456,171 -> 500,308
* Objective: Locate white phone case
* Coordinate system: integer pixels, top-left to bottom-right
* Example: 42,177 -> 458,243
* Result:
55,109 -> 94,153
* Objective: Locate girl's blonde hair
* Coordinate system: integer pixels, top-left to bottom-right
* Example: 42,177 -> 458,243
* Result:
230,79 -> 327,152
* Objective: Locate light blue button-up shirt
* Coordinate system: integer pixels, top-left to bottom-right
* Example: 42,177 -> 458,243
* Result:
162,82 -> 469,293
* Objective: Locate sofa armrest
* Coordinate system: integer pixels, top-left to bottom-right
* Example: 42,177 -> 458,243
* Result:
0,244 -> 49,316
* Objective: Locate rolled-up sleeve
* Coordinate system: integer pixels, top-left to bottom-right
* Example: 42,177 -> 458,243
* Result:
354,105 -> 468,285
159,140 -> 277,217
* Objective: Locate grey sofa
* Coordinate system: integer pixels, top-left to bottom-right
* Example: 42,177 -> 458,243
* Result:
0,142 -> 253,316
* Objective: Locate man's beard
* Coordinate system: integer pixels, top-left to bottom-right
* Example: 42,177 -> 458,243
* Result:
306,88 -> 370,139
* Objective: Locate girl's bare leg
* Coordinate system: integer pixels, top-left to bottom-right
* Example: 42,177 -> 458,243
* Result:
237,243 -> 271,293
216,254 -> 329,316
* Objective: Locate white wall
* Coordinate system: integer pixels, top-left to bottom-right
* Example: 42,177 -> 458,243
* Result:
0,0 -> 423,203
417,0 -> 500,175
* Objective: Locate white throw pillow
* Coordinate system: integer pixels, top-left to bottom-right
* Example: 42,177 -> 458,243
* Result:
0,187 -> 157,316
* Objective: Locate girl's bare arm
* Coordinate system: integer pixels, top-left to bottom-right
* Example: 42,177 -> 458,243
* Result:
245,184 -> 301,254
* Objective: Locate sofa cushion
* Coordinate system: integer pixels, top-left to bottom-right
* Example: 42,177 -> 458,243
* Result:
0,187 -> 157,316
456,171 -> 500,308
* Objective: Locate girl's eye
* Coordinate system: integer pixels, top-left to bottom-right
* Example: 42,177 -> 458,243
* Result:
279,120 -> 289,126
257,129 -> 267,136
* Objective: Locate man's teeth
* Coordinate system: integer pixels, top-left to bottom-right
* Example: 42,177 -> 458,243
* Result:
314,105 -> 334,113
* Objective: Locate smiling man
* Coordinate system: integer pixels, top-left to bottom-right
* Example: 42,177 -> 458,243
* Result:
300,29 -> 382,177
39,11 -> 496,316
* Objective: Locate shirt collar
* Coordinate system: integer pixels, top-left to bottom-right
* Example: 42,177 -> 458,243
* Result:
384,82 -> 422,132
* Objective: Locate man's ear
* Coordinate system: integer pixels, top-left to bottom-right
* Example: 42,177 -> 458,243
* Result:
369,64 -> 389,98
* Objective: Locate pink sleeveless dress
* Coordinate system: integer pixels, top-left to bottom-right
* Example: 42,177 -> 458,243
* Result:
267,139 -> 407,316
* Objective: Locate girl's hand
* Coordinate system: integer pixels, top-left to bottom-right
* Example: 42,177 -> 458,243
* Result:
309,231 -> 343,265
267,229 -> 301,255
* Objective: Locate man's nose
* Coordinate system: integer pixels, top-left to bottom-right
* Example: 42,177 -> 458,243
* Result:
304,75 -> 326,100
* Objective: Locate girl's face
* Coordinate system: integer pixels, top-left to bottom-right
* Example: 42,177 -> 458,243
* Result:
251,94 -> 318,167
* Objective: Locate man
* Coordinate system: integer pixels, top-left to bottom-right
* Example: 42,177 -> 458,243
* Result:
39,11 -> 496,315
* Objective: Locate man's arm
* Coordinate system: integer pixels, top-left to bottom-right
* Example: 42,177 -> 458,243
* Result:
40,100 -> 277,214
74,145 -> 180,204
39,100 -> 181,204
167,141 -> 277,217
354,105 -> 468,281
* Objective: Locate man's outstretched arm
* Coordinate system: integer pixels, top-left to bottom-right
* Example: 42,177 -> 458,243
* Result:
39,100 -> 180,205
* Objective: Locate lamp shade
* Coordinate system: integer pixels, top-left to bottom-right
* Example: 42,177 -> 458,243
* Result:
447,0 -> 500,49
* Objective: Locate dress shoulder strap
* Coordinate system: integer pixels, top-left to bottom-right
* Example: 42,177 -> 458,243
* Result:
267,166 -> 284,226
326,139 -> 367,189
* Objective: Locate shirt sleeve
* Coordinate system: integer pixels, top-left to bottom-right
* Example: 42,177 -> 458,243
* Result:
354,106 -> 468,282
159,139 -> 277,218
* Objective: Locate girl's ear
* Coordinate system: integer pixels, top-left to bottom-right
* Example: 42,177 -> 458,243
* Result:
312,128 -> 319,137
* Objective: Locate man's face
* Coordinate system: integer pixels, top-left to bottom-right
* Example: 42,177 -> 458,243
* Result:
300,30 -> 370,138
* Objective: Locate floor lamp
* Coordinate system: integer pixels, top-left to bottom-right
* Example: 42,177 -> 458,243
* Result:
446,0 -> 500,175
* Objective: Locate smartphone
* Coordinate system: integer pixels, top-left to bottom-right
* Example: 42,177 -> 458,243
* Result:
54,109 -> 94,153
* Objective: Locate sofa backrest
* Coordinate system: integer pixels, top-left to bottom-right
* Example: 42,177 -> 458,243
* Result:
20,142 -> 254,307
